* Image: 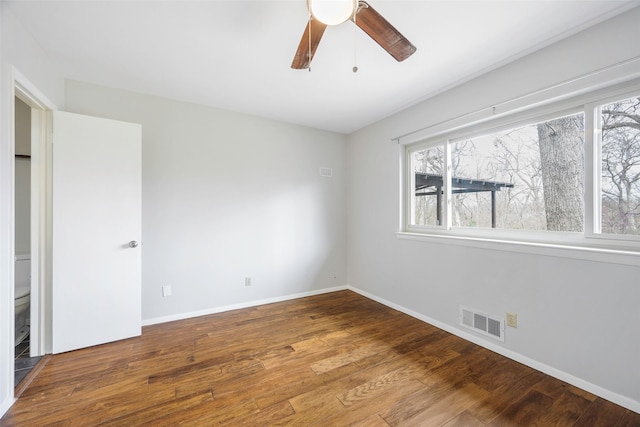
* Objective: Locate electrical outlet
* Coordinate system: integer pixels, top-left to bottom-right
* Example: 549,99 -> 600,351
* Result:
162,285 -> 172,297
506,312 -> 517,328
245,277 -> 251,287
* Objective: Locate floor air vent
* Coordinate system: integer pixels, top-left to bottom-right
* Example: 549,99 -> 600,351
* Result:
460,306 -> 505,342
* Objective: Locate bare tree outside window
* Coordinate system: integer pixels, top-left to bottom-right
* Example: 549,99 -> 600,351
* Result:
537,115 -> 585,232
412,146 -> 443,226
600,96 -> 640,235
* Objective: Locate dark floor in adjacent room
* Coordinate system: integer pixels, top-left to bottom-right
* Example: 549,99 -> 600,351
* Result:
15,336 -> 41,386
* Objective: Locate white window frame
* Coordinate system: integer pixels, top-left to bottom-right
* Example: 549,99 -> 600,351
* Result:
586,91 -> 640,243
399,79 -> 640,266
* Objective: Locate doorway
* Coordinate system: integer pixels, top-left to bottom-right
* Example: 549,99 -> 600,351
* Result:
12,71 -> 56,384
8,70 -> 142,396
13,96 -> 39,385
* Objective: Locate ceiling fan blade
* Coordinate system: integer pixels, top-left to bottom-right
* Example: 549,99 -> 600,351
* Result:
291,18 -> 328,69
355,1 -> 416,62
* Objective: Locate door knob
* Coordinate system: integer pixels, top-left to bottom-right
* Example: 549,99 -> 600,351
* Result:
129,241 -> 139,248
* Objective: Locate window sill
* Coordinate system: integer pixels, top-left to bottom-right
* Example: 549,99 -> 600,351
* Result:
396,230 -> 640,267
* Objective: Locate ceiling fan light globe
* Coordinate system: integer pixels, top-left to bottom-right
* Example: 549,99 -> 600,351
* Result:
308,0 -> 356,26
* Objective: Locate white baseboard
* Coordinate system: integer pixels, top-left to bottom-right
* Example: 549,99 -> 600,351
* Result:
347,285 -> 640,415
142,286 -> 348,327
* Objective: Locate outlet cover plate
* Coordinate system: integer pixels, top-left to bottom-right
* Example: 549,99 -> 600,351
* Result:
506,312 -> 517,328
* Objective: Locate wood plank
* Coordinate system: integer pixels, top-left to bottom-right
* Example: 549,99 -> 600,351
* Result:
84,389 -> 214,426
468,370 -> 547,423
617,409 -> 640,426
328,379 -> 425,426
2,290 -> 637,426
573,397 -> 626,426
442,411 -> 486,427
488,390 -> 555,426
391,383 -> 490,426
353,414 -> 392,427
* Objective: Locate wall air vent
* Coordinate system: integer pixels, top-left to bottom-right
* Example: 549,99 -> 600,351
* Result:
460,306 -> 505,342
319,167 -> 333,177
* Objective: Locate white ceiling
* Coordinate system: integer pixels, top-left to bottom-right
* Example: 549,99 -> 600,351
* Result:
6,0 -> 639,134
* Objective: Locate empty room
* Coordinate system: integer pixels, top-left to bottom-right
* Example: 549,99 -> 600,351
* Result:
1,1 -> 639,425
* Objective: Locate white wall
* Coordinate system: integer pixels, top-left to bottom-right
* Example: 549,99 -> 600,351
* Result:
347,8 -> 640,413
14,97 -> 30,155
14,97 -> 30,255
0,2 -> 64,416
64,81 -> 347,323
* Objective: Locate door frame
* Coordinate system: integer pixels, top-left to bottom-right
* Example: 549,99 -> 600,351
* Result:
12,66 -> 56,359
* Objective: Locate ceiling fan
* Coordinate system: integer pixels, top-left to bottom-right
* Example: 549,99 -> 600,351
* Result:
291,0 -> 417,70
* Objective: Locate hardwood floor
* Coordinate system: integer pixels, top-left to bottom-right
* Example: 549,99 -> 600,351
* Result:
2,290 -> 638,426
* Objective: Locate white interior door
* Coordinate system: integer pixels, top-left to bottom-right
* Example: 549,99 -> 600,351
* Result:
52,111 -> 141,354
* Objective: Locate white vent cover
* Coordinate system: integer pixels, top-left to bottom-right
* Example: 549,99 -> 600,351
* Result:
319,167 -> 333,177
460,306 -> 505,342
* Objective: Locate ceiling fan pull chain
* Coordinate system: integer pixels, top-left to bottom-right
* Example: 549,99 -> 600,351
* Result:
352,11 -> 358,73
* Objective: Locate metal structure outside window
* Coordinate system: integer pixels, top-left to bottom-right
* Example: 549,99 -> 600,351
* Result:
415,173 -> 514,228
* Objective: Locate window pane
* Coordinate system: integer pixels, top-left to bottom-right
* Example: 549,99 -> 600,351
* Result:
600,96 -> 640,235
451,113 -> 585,231
411,146 -> 443,226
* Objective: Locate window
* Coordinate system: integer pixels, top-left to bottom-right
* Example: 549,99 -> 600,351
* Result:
597,96 -> 640,236
411,146 -> 443,226
409,112 -> 586,233
402,83 -> 640,252
451,113 -> 584,231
